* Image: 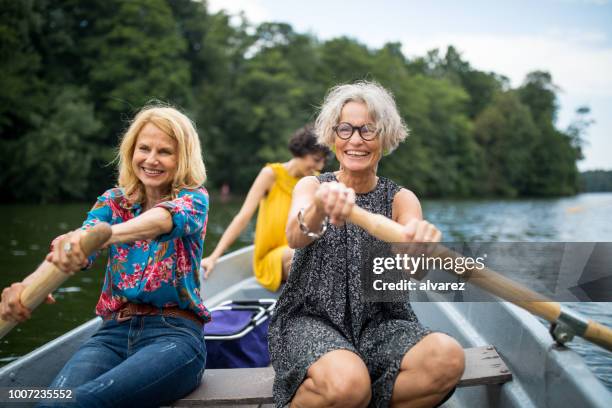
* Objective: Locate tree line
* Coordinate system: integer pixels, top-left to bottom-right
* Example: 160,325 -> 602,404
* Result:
0,0 -> 591,203
581,171 -> 612,192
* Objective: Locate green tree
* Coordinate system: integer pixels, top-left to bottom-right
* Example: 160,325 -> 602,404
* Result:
165,3 -> 252,189
0,1 -> 586,201
518,71 -> 579,195
7,86 -> 101,202
565,105 -> 593,161
416,46 -> 507,119
318,37 -> 375,85
84,0 -> 191,127
380,74 -> 481,197
474,92 -> 538,196
78,0 -> 193,195
0,0 -> 45,135
222,23 -> 323,190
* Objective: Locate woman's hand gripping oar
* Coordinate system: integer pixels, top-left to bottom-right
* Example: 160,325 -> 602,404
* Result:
348,205 -> 612,352
0,222 -> 112,339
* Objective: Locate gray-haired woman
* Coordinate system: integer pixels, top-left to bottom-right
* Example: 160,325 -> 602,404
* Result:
268,81 -> 465,408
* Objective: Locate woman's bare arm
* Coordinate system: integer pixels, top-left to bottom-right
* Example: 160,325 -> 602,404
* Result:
286,176 -> 327,249
201,167 -> 275,276
392,188 -> 423,225
392,188 -> 440,242
107,207 -> 173,245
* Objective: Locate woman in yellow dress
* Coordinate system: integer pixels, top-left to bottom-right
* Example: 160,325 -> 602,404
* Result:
201,125 -> 329,291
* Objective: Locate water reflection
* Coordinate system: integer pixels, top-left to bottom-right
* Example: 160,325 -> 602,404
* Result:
424,194 -> 612,242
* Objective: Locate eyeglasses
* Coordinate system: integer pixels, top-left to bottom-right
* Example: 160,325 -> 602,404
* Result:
333,122 -> 378,141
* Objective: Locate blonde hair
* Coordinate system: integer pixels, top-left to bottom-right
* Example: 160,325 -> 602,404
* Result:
117,105 -> 206,203
315,81 -> 408,154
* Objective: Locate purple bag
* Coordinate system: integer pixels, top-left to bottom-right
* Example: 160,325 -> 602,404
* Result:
203,299 -> 275,369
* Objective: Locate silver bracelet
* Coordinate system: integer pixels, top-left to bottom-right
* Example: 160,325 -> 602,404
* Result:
297,208 -> 329,239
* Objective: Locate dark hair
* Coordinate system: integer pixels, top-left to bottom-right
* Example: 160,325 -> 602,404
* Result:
288,124 -> 331,158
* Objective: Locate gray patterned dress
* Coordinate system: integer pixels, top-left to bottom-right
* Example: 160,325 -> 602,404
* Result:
268,172 -> 430,407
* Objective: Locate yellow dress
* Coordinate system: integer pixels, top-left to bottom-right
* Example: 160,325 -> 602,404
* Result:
253,163 -> 298,291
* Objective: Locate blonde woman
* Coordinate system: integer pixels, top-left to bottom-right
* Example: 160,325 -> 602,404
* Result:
268,82 -> 464,407
1,106 -> 209,407
201,125 -> 329,291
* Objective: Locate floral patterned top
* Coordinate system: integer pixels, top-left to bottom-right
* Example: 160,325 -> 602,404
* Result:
81,187 -> 210,322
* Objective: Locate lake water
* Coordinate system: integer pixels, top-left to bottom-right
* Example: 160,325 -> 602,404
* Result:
1,192 -> 611,391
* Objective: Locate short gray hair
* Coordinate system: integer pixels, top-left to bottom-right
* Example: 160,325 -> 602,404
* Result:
315,81 -> 408,154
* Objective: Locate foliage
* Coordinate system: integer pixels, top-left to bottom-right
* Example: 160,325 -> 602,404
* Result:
7,86 -> 101,202
474,92 -> 538,196
0,0 -> 586,202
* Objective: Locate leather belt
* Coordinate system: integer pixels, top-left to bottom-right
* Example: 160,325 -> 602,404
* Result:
103,303 -> 203,327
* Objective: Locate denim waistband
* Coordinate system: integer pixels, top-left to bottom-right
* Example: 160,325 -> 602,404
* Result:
102,302 -> 203,327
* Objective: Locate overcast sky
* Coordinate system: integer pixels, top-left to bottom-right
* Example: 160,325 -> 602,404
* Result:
209,0 -> 612,170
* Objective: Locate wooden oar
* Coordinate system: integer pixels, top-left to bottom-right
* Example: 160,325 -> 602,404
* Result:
348,205 -> 612,352
0,222 -> 112,339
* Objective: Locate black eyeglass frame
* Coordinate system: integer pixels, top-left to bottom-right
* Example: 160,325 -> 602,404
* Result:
332,122 -> 378,141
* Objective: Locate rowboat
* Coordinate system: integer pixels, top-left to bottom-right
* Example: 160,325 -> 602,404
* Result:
1,245 -> 610,407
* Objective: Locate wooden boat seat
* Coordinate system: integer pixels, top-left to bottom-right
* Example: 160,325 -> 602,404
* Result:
172,345 -> 512,407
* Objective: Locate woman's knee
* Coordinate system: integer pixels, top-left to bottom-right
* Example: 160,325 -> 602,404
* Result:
419,333 -> 465,390
307,351 -> 371,407
314,372 -> 371,407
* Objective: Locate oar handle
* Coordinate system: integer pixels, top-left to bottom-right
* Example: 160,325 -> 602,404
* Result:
584,320 -> 612,352
0,223 -> 112,339
347,205 -> 612,352
349,206 -> 406,241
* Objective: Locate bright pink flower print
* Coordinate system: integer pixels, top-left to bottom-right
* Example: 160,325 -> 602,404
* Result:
113,246 -> 130,263
108,197 -> 135,222
175,240 -> 191,279
133,240 -> 150,252
95,291 -> 125,315
174,195 -> 194,214
117,269 -> 140,290
143,258 -> 173,292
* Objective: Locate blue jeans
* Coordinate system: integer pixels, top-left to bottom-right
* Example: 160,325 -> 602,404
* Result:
39,315 -> 206,408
